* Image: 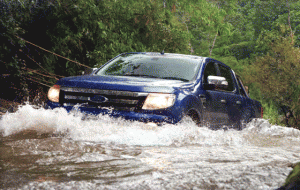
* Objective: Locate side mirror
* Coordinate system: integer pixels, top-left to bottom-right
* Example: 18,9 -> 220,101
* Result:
204,76 -> 228,91
82,68 -> 97,75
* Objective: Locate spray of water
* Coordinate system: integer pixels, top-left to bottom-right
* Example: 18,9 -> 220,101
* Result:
0,104 -> 299,147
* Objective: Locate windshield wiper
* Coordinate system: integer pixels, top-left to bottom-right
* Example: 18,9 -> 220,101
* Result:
162,77 -> 189,82
123,73 -> 160,78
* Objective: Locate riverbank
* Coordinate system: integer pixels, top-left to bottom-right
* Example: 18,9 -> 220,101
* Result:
278,162 -> 300,190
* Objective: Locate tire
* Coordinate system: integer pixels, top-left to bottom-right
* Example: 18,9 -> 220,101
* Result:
184,109 -> 201,126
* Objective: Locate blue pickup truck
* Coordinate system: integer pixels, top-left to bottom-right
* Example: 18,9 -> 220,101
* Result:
46,52 -> 262,129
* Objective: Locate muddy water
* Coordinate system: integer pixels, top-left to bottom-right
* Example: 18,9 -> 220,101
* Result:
0,104 -> 300,189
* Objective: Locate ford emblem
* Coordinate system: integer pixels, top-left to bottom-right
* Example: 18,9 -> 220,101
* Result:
89,95 -> 108,103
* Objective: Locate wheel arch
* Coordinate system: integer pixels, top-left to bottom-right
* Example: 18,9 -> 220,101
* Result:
180,94 -> 203,125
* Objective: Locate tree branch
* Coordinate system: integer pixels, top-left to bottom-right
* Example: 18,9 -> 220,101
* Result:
287,0 -> 294,44
209,31 -> 218,56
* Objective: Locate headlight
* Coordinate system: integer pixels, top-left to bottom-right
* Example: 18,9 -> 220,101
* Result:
142,93 -> 175,110
48,85 -> 60,103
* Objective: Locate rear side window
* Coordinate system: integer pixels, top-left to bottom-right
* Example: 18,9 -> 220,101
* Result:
218,64 -> 235,92
237,76 -> 248,97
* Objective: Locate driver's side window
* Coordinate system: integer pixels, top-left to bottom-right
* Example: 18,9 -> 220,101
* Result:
203,62 -> 218,84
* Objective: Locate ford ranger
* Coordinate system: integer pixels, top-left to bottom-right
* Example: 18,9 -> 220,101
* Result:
46,52 -> 263,129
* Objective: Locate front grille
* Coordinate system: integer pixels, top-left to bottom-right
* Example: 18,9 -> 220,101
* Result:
60,87 -> 148,111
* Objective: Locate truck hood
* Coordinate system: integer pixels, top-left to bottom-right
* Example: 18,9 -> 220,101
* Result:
56,75 -> 193,93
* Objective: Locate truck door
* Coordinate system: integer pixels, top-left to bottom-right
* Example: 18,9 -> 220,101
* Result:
217,64 -> 245,127
202,61 -> 229,126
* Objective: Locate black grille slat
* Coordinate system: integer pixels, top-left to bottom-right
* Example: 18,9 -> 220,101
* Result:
61,87 -> 146,97
60,87 -> 147,111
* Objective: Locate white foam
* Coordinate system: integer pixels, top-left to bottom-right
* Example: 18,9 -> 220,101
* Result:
1,104 -> 299,147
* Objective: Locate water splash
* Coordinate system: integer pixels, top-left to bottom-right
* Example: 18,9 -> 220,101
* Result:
0,104 -> 299,147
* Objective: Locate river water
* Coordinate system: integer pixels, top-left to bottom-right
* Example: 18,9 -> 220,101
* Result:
0,104 -> 300,190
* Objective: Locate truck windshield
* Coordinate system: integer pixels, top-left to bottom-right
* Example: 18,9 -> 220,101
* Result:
95,53 -> 201,82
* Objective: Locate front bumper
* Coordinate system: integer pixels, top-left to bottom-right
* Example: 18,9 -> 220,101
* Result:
46,101 -> 179,124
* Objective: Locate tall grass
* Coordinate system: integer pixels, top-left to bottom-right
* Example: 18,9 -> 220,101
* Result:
262,101 -> 285,126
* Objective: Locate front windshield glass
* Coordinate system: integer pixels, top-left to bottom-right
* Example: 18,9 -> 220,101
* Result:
95,53 -> 201,82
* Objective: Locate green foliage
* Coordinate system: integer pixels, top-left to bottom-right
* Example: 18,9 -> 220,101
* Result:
248,37 -> 300,128
172,0 -> 235,56
284,162 -> 300,187
90,0 -> 191,67
1,0 -> 192,99
261,101 -> 283,125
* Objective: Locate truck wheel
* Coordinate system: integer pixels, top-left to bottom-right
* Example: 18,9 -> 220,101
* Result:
184,110 -> 201,126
